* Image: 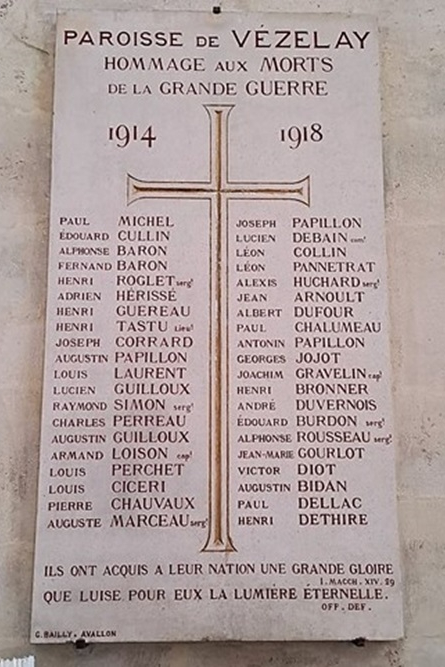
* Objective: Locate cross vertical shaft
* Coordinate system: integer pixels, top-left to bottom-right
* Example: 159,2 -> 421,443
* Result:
203,107 -> 235,552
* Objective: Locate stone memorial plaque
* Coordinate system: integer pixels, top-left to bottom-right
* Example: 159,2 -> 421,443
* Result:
31,10 -> 403,642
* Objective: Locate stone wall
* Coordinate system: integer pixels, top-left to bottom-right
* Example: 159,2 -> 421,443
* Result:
1,0 -> 444,665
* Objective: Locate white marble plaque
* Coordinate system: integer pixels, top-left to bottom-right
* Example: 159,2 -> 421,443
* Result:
31,10 -> 403,642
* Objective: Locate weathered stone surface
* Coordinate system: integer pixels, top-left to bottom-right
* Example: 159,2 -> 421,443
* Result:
1,0 -> 445,662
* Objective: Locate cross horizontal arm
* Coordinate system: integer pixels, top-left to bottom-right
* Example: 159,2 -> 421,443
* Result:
127,174 -> 310,206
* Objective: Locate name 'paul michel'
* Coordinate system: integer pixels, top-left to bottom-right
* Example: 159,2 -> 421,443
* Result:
63,28 -> 371,51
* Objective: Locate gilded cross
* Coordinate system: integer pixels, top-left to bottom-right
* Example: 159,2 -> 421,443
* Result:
127,104 -> 310,552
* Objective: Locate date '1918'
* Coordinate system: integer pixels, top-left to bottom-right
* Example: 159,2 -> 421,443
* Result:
280,123 -> 323,149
